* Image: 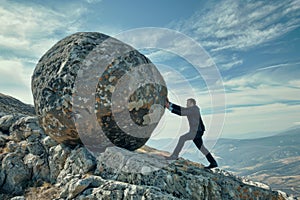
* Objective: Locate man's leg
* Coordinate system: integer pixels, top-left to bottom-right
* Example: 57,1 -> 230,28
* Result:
193,136 -> 208,155
168,132 -> 195,159
193,136 -> 218,169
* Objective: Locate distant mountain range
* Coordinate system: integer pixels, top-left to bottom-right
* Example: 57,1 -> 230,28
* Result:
146,128 -> 300,198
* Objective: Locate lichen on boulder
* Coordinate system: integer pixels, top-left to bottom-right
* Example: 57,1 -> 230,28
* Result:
31,32 -> 167,151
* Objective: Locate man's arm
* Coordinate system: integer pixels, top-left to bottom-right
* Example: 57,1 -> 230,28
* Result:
168,102 -> 192,116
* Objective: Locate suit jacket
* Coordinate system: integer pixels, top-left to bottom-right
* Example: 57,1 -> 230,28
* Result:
170,102 -> 205,133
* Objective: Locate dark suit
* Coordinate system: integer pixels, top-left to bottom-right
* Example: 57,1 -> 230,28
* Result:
169,102 -> 209,157
170,103 -> 205,133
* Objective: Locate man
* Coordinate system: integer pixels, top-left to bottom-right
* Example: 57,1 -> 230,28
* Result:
165,97 -> 218,169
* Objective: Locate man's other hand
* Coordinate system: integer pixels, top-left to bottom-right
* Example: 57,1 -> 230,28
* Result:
165,98 -> 170,108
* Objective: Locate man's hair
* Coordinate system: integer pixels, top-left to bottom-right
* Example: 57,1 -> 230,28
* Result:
187,98 -> 196,105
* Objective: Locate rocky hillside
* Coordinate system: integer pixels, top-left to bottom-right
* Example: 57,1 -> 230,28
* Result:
0,94 -> 293,200
0,93 -> 35,117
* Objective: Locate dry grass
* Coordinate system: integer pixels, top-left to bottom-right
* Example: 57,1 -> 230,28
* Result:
136,145 -> 170,157
25,182 -> 62,200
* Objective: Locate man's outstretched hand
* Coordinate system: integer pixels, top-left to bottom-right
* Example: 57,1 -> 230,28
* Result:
165,97 -> 170,109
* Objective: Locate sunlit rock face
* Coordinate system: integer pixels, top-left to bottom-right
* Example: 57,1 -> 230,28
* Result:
31,32 -> 167,151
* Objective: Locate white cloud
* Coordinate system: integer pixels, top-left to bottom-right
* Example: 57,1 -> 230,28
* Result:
0,59 -> 33,104
289,80 -> 300,88
172,0 -> 300,51
256,61 -> 300,72
145,50 -> 177,63
168,0 -> 300,72
221,103 -> 300,138
0,1 -> 89,103
228,84 -> 299,105
0,1 -> 85,58
220,58 -> 243,70
0,60 -> 27,85
224,61 -> 300,88
214,67 -> 300,138
115,27 -> 217,70
223,69 -> 300,104
85,0 -> 102,3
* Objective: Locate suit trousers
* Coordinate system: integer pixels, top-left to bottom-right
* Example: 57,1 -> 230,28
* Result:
171,131 -> 210,157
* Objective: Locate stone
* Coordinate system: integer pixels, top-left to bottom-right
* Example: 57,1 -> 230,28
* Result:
1,153 -> 31,194
60,176 -> 104,199
0,165 -> 5,189
42,136 -> 58,150
48,144 -> 71,183
77,180 -> 177,200
31,32 -> 167,151
6,141 -> 18,152
27,141 -> 45,155
24,153 -> 50,183
95,146 -> 169,176
0,132 -> 8,147
9,116 -> 43,142
57,146 -> 96,184
0,114 -> 22,133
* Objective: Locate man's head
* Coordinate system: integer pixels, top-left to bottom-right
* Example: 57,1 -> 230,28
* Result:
186,98 -> 196,107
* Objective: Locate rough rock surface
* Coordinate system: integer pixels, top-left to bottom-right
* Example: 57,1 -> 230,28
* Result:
31,32 -> 167,151
0,95 -> 294,200
0,93 -> 35,117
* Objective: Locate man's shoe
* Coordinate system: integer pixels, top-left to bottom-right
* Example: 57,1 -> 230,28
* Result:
204,162 -> 218,169
205,153 -> 218,169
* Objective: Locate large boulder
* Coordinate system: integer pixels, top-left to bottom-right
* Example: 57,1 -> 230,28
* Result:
31,32 -> 167,151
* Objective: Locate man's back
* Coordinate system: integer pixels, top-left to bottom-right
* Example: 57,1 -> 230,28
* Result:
169,103 -> 205,133
187,105 -> 205,133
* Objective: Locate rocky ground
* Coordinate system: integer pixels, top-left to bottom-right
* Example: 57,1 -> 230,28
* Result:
0,93 -> 295,200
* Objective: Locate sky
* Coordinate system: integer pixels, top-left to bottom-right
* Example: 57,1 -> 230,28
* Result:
1,0 -> 300,140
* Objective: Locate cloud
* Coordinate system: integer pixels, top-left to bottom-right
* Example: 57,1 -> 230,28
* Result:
0,1 -> 85,58
221,103 -> 300,137
289,80 -> 300,88
224,60 -> 300,88
226,84 -> 300,106
0,1 -> 90,103
224,68 -> 300,98
0,59 -> 33,103
144,49 -> 177,63
256,61 -> 300,72
0,60 -> 27,85
85,0 -> 102,3
218,56 -> 243,70
115,27 -> 217,70
211,58 -> 300,137
171,0 -> 300,51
